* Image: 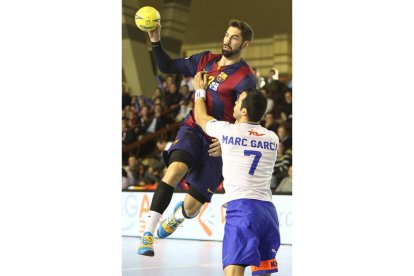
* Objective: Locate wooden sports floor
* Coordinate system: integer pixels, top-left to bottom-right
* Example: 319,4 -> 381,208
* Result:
123,236 -> 292,276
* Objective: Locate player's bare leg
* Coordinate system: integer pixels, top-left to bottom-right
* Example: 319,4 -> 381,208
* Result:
157,179 -> 208,238
183,193 -> 203,217
225,264 -> 272,276
156,185 -> 205,238
162,161 -> 188,187
137,161 -> 188,256
224,265 -> 245,276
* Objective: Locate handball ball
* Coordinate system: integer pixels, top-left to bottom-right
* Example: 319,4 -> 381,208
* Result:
135,6 -> 160,32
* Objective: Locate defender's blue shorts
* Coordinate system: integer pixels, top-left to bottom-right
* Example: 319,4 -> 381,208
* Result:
163,124 -> 223,202
223,199 -> 280,275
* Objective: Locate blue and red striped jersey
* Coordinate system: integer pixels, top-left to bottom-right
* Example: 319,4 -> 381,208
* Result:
175,51 -> 256,128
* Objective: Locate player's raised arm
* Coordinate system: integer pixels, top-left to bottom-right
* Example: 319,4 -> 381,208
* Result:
146,24 -> 182,74
193,72 -> 215,133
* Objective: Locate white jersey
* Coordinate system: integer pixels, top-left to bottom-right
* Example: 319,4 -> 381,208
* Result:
206,120 -> 279,203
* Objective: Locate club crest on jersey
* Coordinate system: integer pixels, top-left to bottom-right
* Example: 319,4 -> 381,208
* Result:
248,129 -> 265,136
216,72 -> 228,82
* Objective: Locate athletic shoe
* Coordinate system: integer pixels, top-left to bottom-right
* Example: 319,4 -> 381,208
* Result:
137,231 -> 155,256
157,201 -> 185,238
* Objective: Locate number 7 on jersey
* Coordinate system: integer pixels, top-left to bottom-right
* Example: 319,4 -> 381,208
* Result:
244,150 -> 262,175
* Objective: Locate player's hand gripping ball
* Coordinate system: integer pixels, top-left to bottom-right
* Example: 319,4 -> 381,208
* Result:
135,6 -> 160,32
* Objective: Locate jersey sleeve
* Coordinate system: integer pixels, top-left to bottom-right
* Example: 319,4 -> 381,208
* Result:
205,119 -> 229,139
174,51 -> 210,77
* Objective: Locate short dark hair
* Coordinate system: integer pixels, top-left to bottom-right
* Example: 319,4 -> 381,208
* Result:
240,87 -> 267,122
228,19 -> 254,42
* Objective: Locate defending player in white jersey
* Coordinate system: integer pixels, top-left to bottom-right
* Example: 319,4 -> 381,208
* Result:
193,71 -> 280,276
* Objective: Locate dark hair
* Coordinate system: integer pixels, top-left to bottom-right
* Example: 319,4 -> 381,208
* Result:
228,19 -> 254,42
240,87 -> 267,122
156,136 -> 167,144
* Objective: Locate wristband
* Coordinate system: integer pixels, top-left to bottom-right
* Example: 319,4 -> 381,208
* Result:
195,89 -> 206,100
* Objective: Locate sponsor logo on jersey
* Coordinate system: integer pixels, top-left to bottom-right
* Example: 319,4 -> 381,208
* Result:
216,72 -> 228,82
248,129 -> 266,136
207,188 -> 214,194
209,81 -> 219,91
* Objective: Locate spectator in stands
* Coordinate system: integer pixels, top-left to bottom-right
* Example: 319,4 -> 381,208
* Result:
152,87 -> 164,103
164,83 -> 183,110
153,98 -> 163,106
137,96 -> 145,109
264,69 -> 278,91
264,68 -> 288,105
143,166 -> 161,185
261,87 -> 274,115
129,116 -> 141,139
138,105 -> 153,136
180,75 -> 194,92
126,110 -> 138,126
124,104 -> 131,113
146,104 -> 168,134
277,125 -> 292,150
130,103 -> 138,113
271,143 -> 292,190
280,90 -> 292,121
176,98 -> 193,122
130,96 -> 138,109
134,163 -> 147,186
124,155 -> 139,186
179,84 -> 193,104
262,112 -> 279,133
252,67 -> 264,89
162,75 -> 175,93
122,118 -> 136,146
143,104 -> 173,156
276,166 -> 292,193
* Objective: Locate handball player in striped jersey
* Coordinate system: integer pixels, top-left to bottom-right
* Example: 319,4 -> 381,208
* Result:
138,19 -> 256,257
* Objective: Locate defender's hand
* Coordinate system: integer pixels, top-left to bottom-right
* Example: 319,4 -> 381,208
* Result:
148,23 -> 161,42
208,139 -> 222,157
193,71 -> 209,90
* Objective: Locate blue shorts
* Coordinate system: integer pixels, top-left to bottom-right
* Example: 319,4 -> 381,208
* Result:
222,199 -> 280,275
163,124 -> 223,202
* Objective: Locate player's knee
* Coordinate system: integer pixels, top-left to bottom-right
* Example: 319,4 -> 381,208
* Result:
169,150 -> 192,169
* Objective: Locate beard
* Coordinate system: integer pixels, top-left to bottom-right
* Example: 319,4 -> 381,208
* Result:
222,44 -> 242,58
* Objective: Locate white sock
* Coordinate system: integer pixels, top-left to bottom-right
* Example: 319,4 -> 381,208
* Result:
144,211 -> 162,234
174,206 -> 186,220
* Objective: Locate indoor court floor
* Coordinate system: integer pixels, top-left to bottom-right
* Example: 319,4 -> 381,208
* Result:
123,236 -> 292,276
